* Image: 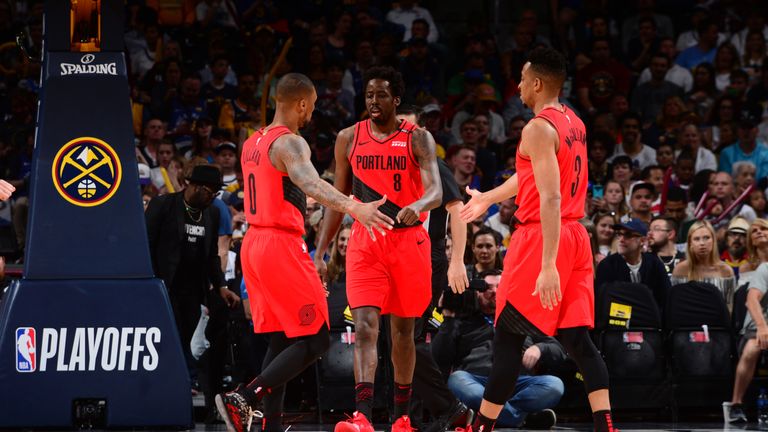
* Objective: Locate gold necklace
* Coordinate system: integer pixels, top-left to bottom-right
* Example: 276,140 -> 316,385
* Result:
184,200 -> 202,223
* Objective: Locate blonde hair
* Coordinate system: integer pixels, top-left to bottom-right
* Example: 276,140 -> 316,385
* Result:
685,220 -> 720,280
747,218 -> 768,267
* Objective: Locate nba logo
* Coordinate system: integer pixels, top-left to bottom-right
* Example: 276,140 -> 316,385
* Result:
15,327 -> 36,373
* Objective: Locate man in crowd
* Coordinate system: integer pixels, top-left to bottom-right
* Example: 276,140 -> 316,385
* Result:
647,216 -> 684,278
722,218 -> 750,278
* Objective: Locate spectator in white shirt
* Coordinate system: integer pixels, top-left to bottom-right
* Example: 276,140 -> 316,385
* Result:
386,0 -> 439,43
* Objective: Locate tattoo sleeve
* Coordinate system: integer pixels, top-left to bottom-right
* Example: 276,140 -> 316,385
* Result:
410,128 -> 443,212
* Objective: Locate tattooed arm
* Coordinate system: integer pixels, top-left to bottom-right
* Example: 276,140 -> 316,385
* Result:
396,128 -> 443,225
313,126 -> 356,281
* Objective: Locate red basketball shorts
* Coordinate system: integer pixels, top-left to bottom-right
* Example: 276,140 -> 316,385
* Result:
346,222 -> 431,317
241,227 -> 329,337
498,220 -> 594,336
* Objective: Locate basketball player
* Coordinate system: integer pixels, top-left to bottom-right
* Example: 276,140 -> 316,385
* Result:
460,47 -> 618,432
215,73 -> 394,432
314,66 -> 443,432
0,179 -> 14,200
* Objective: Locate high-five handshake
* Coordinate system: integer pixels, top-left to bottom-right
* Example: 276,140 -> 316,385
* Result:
0,180 -> 15,201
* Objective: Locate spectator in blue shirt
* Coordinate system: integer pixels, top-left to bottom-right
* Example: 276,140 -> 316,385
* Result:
718,104 -> 768,179
676,19 -> 720,70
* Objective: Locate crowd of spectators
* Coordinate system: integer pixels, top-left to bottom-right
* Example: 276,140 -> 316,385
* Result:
2,0 -> 768,424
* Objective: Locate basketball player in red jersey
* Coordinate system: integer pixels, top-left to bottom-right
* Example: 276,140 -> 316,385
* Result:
215,73 -> 394,432
314,66 -> 442,432
460,47 -> 618,432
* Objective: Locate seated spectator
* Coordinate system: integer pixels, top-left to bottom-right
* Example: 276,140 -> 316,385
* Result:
609,156 -> 634,197
642,95 -> 689,148
721,217 -> 750,278
671,151 -> 696,191
214,142 -> 238,189
327,222 -> 352,284
637,37 -> 694,93
218,72 -> 259,140
420,104 -> 453,150
596,179 -> 630,220
401,37 -> 444,103
466,227 -> 502,279
713,43 -> 742,92
620,0 -> 674,53
677,122 -> 717,173
136,118 -> 167,168
676,18 -> 720,70
710,172 -> 758,224
723,258 -> 768,423
704,95 -> 739,152
730,13 -> 768,58
647,216 -> 685,277
596,219 -> 671,311
627,16 -> 661,73
575,37 -> 631,115
581,218 -> 606,267
631,52 -> 684,126
608,112 -> 656,172
749,189 -> 768,219
484,197 -> 515,247
386,0 -> 439,43
662,187 -> 691,245
593,211 -> 617,257
621,182 -> 655,224
672,220 -> 736,309
167,73 -> 208,154
686,62 -> 719,122
450,83 -> 506,145
740,219 -> 768,274
719,104 -> 768,179
588,132 -> 615,187
316,60 -> 355,128
655,142 -> 675,170
742,31 -> 767,85
641,165 -> 665,214
452,145 -> 481,193
734,162 -> 757,196
201,55 -> 238,122
433,269 -> 564,429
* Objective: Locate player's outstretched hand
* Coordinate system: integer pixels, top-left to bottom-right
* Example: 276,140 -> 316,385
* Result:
0,180 -> 15,201
447,261 -> 469,294
396,204 -> 420,226
459,186 -> 490,222
532,266 -> 561,310
314,253 -> 328,284
219,286 -> 241,308
352,195 -> 394,241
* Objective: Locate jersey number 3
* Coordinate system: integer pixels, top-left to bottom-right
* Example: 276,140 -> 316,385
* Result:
570,155 -> 582,197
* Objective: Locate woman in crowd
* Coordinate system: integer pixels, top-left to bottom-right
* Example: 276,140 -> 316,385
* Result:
327,222 -> 352,284
739,219 -> 768,274
677,122 -> 717,173
466,227 -> 503,280
593,211 -> 617,257
749,190 -> 768,219
596,180 -> 630,220
672,220 -> 736,308
185,117 -> 215,162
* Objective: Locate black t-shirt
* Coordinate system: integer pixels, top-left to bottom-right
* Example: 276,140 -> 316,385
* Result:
172,210 -> 208,297
427,158 -> 463,261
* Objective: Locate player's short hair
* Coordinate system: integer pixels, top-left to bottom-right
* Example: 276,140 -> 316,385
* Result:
276,73 -> 315,101
363,66 -> 405,98
526,47 -> 567,87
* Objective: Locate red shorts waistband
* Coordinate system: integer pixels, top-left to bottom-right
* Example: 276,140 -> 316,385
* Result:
514,217 -> 582,228
247,226 -> 304,236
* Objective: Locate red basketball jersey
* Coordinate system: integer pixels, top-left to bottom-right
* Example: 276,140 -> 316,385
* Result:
515,105 -> 587,224
349,119 -> 426,227
241,126 -> 307,235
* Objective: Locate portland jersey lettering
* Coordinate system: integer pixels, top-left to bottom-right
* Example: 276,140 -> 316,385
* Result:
349,119 -> 425,226
241,126 -> 307,234
515,105 -> 588,224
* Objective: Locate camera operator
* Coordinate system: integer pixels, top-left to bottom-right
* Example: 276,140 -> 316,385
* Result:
434,270 -> 566,429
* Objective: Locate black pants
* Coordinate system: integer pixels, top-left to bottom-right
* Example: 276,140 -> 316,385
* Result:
170,293 -> 202,379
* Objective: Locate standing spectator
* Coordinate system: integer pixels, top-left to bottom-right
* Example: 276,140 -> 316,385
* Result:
721,217 -> 750,278
214,142 -> 238,189
576,37 -> 631,115
596,219 -> 671,311
647,216 -> 685,277
631,53 -> 684,126
637,37 -> 694,92
218,72 -> 260,141
386,0 -> 439,43
401,37 -> 444,103
609,113 -> 657,171
672,220 -> 735,307
144,164 -> 241,401
202,56 -> 238,122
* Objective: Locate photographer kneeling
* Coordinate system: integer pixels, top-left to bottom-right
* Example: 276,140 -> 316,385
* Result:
433,269 -> 566,429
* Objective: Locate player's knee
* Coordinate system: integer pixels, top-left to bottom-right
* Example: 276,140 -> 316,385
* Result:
355,319 -> 379,345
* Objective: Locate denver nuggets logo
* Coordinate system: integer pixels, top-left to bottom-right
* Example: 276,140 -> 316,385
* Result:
52,137 -> 122,207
